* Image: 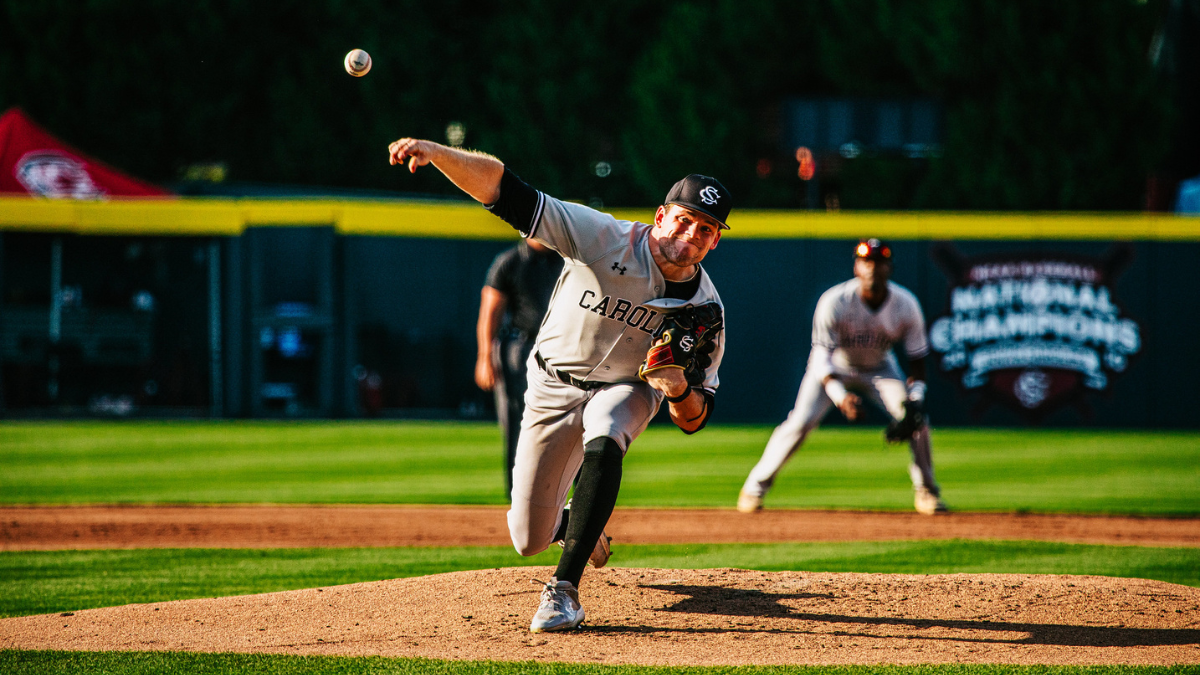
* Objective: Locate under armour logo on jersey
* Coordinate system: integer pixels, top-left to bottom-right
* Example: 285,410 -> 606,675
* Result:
698,186 -> 721,205
611,262 -> 627,275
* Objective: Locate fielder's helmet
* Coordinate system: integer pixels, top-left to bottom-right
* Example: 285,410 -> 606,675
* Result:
855,238 -> 893,261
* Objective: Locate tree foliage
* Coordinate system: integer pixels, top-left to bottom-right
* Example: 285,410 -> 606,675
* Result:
0,0 -> 1172,209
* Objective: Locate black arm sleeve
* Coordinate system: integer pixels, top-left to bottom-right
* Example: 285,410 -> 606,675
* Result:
485,168 -> 542,235
681,390 -> 716,435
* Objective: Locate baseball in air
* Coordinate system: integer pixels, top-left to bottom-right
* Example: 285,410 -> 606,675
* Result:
344,49 -> 371,77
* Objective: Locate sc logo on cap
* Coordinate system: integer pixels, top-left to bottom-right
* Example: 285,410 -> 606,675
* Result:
699,186 -> 720,205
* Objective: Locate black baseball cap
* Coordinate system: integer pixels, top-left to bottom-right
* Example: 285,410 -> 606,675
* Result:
855,238 -> 893,260
664,174 -> 732,229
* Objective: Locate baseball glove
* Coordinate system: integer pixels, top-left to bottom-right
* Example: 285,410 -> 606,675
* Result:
885,399 -> 926,443
637,302 -> 724,385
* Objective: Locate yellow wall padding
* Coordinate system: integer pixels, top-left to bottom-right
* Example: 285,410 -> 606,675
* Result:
0,196 -> 1195,240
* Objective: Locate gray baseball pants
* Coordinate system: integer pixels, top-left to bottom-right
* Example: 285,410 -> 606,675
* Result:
741,359 -> 938,498
507,360 -> 661,556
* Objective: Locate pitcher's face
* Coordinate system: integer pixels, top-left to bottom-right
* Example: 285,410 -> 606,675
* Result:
652,204 -> 722,267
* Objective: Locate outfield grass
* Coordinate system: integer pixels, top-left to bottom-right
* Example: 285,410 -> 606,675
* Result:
1,422 -> 1197,514
3,651 -> 1193,675
2,541 -> 1197,619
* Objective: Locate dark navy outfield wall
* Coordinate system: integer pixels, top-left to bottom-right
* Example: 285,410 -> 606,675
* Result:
337,236 -> 1197,428
702,239 -> 1193,428
6,227 -> 1190,425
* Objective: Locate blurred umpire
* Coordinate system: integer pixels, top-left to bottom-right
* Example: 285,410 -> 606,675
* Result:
476,239 -> 564,498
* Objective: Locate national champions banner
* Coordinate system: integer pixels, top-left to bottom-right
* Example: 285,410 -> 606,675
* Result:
928,244 -> 1141,421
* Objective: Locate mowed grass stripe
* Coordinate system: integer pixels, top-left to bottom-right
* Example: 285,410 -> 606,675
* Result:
1,422 -> 506,505
2,541 -> 1197,618
2,651 -> 1191,675
1,422 -> 1197,514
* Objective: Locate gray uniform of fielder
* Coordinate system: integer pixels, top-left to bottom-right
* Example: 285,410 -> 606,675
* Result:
509,194 -> 725,555
741,278 -> 940,504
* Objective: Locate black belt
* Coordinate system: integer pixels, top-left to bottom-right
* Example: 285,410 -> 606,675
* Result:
534,352 -> 605,391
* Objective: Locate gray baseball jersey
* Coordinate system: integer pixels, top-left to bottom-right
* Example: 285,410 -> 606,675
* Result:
495,183 -> 727,558
526,195 -> 725,394
811,279 -> 928,375
741,277 -> 939,502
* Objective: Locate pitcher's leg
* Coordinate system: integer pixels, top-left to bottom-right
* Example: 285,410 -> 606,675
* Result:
579,381 -> 660,451
507,425 -> 583,555
554,436 -> 623,587
507,373 -> 587,556
553,382 -> 658,578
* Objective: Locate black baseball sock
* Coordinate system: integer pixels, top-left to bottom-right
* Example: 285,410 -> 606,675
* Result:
554,436 -> 623,588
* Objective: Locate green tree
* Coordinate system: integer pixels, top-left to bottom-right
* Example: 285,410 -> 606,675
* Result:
0,0 -> 1173,209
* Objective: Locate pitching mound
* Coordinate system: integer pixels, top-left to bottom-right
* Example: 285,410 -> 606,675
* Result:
3,567 -> 1198,666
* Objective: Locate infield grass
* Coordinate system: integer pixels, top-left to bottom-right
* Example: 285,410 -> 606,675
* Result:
1,422 -> 1197,514
3,651 -> 1194,675
2,541 -> 1197,618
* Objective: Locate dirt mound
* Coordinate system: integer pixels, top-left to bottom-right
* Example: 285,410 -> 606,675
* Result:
3,567 -> 1198,666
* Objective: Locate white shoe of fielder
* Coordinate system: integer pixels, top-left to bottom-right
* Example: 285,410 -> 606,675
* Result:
915,487 -> 948,515
737,489 -> 764,513
530,578 -> 585,633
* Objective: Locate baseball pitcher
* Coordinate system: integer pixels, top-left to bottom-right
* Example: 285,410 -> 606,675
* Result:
389,138 -> 730,632
737,239 -> 946,515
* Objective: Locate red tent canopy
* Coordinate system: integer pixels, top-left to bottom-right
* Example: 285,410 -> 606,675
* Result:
0,107 -> 171,198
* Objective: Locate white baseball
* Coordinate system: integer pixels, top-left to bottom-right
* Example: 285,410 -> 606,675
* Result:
344,49 -> 372,77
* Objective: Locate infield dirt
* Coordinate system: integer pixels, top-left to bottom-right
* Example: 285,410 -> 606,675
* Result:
3,505 -> 1198,550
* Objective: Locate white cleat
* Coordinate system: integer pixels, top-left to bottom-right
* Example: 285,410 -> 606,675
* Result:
915,487 -> 948,515
737,489 -> 764,513
590,531 -> 612,569
530,578 -> 585,633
